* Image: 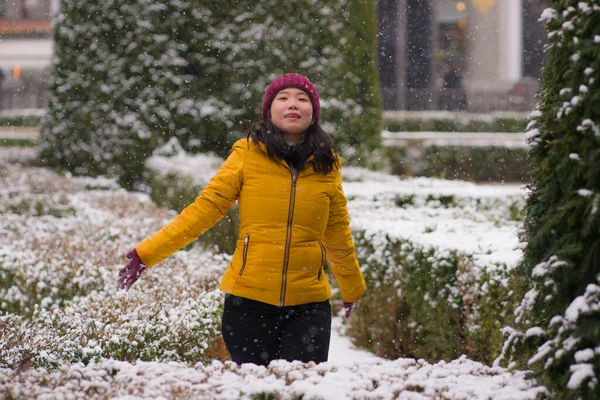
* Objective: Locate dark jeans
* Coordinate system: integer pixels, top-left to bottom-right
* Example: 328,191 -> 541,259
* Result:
221,294 -> 332,366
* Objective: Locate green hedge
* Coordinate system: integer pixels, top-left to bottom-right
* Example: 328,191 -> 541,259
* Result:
349,231 -> 522,365
0,138 -> 37,148
498,2 -> 600,399
0,164 -> 229,369
383,111 -> 529,133
385,145 -> 531,182
0,115 -> 42,128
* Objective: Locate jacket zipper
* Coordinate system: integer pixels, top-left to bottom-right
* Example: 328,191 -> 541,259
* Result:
317,241 -> 326,281
279,169 -> 298,307
239,233 -> 250,276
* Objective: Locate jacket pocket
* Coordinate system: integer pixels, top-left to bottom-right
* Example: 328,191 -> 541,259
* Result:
239,233 -> 250,276
317,241 -> 327,281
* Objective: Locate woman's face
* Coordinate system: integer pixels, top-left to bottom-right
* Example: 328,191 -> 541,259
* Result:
269,88 -> 314,140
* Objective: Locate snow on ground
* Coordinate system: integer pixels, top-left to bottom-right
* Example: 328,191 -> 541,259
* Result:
328,317 -> 379,365
0,147 -> 547,399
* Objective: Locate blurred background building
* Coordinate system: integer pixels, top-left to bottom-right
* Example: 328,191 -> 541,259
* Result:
0,0 -> 57,110
0,0 -> 545,112
378,0 -> 546,112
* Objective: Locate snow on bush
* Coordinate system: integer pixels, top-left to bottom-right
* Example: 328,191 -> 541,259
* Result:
0,148 -> 550,398
339,167 -> 526,364
0,356 -> 548,399
497,2 -> 600,398
0,161 -> 229,368
39,0 -> 381,187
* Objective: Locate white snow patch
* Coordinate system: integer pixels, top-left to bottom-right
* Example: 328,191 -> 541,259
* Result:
539,8 -> 557,22
525,327 -> 545,338
574,349 -> 595,363
567,363 -> 596,390
578,189 -> 594,197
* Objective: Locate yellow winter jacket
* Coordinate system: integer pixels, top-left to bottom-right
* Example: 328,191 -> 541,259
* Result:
136,138 -> 366,307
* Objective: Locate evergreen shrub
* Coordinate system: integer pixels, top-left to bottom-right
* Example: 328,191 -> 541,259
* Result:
496,2 -> 600,398
39,0 -> 381,188
0,290 -> 226,368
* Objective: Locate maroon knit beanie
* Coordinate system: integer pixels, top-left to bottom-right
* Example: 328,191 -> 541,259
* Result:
261,73 -> 320,123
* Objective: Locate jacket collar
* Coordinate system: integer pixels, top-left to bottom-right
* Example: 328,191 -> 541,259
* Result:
250,138 -> 315,169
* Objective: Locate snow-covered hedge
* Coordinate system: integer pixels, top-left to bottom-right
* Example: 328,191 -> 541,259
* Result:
385,145 -> 530,182
0,148 -> 551,398
0,163 -> 228,368
0,357 -> 548,399
39,0 -> 381,188
337,168 -> 526,364
383,111 -> 529,133
497,2 -> 600,399
1,289 -> 225,368
0,109 -> 44,127
351,232 -> 520,365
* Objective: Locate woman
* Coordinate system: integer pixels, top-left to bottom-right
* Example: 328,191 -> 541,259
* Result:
119,73 -> 366,366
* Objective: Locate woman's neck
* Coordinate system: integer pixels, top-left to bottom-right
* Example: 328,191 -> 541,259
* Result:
281,132 -> 305,144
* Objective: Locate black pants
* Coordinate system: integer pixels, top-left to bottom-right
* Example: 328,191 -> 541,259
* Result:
221,294 -> 331,366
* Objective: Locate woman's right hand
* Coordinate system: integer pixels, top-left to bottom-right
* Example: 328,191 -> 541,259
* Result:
118,249 -> 147,290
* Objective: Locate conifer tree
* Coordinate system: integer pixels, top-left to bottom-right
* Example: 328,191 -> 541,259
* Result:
497,2 -> 600,398
40,0 -> 381,187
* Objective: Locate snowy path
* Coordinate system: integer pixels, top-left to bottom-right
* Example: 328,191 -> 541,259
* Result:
328,317 -> 380,365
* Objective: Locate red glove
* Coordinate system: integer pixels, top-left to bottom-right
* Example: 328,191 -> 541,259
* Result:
118,249 -> 147,290
344,302 -> 355,319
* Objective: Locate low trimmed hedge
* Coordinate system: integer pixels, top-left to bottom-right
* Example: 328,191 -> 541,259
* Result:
383,111 -> 529,133
2,146 -> 525,370
350,230 -> 522,365
385,145 -> 531,182
0,110 -> 44,127
0,164 -> 229,369
3,109 -> 529,134
1,289 -> 226,369
0,138 -> 37,147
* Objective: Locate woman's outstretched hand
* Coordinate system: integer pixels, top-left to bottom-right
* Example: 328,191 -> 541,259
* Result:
344,302 -> 355,319
118,249 -> 147,290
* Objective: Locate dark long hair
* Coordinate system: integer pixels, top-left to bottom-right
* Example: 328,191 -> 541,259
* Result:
246,119 -> 338,174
